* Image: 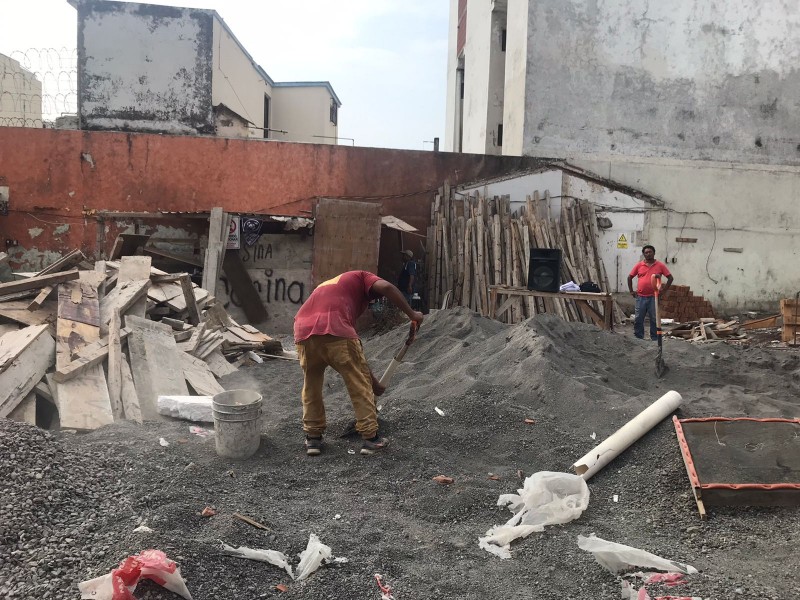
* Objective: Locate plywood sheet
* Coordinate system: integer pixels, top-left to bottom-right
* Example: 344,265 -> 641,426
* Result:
312,198 -> 382,286
0,331 -> 55,418
128,324 -> 189,420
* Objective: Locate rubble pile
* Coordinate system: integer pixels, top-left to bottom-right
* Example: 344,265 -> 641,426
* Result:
0,251 -> 285,431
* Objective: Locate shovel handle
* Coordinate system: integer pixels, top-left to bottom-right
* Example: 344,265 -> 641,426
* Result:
650,274 -> 662,296
406,321 -> 419,346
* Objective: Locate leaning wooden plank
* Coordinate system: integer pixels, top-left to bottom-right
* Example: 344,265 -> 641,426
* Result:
37,249 -> 85,276
53,328 -> 131,383
202,207 -> 225,293
120,352 -> 142,423
53,364 -> 114,430
178,322 -> 207,354
166,285 -> 209,312
8,392 -> 37,425
0,269 -> 79,295
147,281 -> 183,304
180,352 -> 225,396
106,310 -> 124,419
203,349 -> 238,377
0,324 -> 50,375
28,285 -> 55,311
222,249 -> 268,323
118,256 -> 151,319
34,380 -> 54,404
99,279 -> 150,329
127,324 -> 189,421
144,246 -> 204,267
179,274 -> 202,325
109,233 -> 151,260
0,323 -> 19,337
0,330 -> 55,418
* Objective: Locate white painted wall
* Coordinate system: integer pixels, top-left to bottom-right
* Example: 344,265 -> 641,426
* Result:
271,86 -> 338,144
461,0 -> 492,154
211,18 -> 271,137
460,170 -> 562,216
79,3 -> 213,134
501,0 -> 528,156
217,233 -> 313,334
0,54 -> 42,127
568,154 -> 800,310
444,0 -> 461,152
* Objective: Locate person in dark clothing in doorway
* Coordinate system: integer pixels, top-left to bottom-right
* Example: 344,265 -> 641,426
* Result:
398,249 -> 417,303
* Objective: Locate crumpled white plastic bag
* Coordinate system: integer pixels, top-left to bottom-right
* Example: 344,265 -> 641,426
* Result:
79,549 -> 192,600
578,534 -> 698,574
479,471 -> 590,558
221,543 -> 294,578
221,534 -> 347,582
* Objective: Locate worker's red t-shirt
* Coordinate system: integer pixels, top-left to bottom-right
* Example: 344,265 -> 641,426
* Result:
293,271 -> 382,343
629,260 -> 671,297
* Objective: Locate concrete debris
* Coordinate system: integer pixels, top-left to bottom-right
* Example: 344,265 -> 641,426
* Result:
157,395 -> 214,423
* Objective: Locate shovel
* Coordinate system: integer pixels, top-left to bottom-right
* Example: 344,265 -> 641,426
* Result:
378,321 -> 419,388
651,274 -> 668,378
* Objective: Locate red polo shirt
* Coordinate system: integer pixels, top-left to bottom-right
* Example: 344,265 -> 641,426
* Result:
294,271 -> 382,343
629,261 -> 671,296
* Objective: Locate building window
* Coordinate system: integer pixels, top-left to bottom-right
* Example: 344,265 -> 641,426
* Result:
497,124 -> 503,147
501,29 -> 507,52
263,94 -> 271,139
330,99 -> 338,125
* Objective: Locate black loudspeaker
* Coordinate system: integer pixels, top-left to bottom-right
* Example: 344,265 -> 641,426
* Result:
528,248 -> 561,292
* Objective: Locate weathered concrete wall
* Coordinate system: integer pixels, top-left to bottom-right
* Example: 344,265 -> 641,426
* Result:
0,127 -> 540,270
461,0 -> 493,154
78,0 -> 214,134
271,86 -> 337,144
568,154 -> 800,311
522,0 -> 800,165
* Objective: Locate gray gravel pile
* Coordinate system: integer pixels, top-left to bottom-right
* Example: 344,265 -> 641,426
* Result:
0,420 -> 134,599
2,307 -> 799,599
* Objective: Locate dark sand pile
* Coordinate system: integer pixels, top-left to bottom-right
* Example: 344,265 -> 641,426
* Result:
2,307 -> 799,599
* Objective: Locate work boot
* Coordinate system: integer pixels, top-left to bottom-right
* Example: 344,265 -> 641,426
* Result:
360,435 -> 388,455
305,436 -> 323,456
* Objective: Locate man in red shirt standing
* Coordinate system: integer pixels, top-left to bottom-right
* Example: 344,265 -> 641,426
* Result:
627,245 -> 673,340
293,271 -> 424,456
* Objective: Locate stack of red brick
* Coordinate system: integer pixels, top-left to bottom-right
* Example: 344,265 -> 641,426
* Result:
659,284 -> 715,321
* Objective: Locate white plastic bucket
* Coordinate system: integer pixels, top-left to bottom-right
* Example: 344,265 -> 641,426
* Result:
212,389 -> 262,459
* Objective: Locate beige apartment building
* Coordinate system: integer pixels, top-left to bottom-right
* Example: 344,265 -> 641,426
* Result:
0,53 -> 43,128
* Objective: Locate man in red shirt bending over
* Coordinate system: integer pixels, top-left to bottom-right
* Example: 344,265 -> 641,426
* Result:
627,245 -> 673,340
293,271 -> 424,456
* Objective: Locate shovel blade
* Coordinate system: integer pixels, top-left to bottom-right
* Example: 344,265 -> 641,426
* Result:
655,352 -> 668,378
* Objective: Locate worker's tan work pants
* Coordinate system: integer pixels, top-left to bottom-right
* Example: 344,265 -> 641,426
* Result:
296,335 -> 377,440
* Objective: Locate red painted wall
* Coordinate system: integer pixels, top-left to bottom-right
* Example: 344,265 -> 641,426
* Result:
0,128 -> 538,269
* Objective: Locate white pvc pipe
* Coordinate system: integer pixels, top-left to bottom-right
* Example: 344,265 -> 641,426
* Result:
573,390 -> 683,480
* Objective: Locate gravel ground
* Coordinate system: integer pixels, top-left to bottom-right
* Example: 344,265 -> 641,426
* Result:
1,307 -> 799,599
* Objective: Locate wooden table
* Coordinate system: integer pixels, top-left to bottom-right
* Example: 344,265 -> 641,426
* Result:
488,285 -> 614,330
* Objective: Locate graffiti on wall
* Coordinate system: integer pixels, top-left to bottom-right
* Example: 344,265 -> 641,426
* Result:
216,233 -> 313,332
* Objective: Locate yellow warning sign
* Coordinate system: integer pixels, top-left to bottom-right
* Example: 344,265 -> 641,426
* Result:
617,234 -> 628,249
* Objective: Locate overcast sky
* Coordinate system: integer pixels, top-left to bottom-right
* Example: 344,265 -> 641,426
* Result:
0,0 -> 449,150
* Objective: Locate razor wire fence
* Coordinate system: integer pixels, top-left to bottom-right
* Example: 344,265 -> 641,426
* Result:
0,48 -> 77,126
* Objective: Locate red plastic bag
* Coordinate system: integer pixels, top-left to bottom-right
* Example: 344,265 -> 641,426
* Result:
79,549 -> 192,600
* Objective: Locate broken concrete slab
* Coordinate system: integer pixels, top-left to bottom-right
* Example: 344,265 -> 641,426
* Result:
157,395 -> 214,423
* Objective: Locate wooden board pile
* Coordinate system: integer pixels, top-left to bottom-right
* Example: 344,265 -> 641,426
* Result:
0,252 -> 283,430
658,284 -> 716,321
425,187 -> 624,324
666,318 -> 743,342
